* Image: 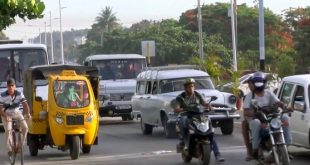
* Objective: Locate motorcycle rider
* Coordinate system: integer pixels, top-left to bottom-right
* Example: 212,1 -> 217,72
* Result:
173,78 -> 225,162
243,72 -> 292,160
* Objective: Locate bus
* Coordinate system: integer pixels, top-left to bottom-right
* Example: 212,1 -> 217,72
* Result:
84,54 -> 146,120
0,43 -> 49,93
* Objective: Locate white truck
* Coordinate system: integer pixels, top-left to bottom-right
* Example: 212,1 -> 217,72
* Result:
84,54 -> 146,120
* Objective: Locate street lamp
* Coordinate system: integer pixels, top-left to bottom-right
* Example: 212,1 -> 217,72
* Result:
49,11 -> 54,63
59,0 -> 64,64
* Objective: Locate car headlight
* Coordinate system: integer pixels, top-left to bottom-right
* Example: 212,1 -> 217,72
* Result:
270,118 -> 281,129
193,121 -> 209,132
228,95 -> 237,104
55,115 -> 64,125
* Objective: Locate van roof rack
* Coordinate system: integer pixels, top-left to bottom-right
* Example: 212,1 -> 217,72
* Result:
0,40 -> 23,44
145,65 -> 200,71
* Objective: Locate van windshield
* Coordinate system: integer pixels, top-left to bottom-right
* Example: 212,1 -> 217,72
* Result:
159,77 -> 214,93
0,49 -> 48,87
92,59 -> 145,80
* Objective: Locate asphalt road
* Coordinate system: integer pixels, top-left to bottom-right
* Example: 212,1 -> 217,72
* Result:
0,117 -> 309,165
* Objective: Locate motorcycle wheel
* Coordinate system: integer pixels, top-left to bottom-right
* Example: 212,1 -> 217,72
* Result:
199,144 -> 211,165
278,145 -> 290,165
181,149 -> 192,163
69,136 -> 80,160
272,146 -> 280,165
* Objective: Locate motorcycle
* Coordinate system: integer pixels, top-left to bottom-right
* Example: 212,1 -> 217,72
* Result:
251,100 -> 290,165
176,96 -> 217,165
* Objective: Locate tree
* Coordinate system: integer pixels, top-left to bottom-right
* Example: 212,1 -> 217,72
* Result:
0,0 -> 45,30
95,6 -> 119,32
284,7 -> 310,73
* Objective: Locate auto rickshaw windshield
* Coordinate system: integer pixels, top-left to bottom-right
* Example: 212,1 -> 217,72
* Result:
54,80 -> 90,108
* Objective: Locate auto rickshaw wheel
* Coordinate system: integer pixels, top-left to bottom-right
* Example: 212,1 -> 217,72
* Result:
28,136 -> 39,156
69,136 -> 80,160
82,145 -> 91,154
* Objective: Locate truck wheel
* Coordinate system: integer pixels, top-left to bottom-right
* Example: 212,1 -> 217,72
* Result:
220,119 -> 234,135
140,117 -> 153,135
82,145 -> 91,154
162,115 -> 176,138
69,136 -> 80,160
28,136 -> 39,156
121,116 -> 128,121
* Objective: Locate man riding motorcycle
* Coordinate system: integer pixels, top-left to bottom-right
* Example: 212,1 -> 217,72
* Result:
173,78 -> 225,162
243,72 -> 292,160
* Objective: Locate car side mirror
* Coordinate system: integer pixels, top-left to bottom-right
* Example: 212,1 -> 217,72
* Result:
293,101 -> 306,112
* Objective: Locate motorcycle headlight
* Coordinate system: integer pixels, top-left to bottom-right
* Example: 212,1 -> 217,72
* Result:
55,115 -> 64,125
270,118 -> 281,129
194,121 -> 209,132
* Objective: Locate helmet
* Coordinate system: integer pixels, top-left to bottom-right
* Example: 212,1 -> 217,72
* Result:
184,78 -> 195,86
251,71 -> 266,92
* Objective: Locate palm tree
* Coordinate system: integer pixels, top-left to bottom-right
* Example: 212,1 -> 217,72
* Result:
95,6 -> 119,46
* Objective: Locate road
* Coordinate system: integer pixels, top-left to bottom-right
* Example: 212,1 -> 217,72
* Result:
0,118 -> 309,165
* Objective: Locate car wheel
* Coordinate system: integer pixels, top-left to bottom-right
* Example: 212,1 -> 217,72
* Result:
140,117 -> 153,135
220,119 -> 234,135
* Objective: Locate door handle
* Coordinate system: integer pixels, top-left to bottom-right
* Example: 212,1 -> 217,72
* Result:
301,114 -> 305,120
146,96 -> 151,99
139,97 -> 143,99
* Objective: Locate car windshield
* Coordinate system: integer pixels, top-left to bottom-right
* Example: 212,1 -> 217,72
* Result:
159,76 -> 214,93
92,59 -> 146,80
54,80 -> 90,108
0,49 -> 48,87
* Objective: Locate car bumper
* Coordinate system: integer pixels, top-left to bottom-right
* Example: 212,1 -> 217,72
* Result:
99,105 -> 132,117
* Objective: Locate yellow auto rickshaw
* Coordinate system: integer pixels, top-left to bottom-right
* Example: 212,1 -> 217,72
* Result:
23,64 -> 99,160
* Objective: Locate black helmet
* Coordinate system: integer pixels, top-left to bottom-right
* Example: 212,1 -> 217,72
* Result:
251,71 -> 266,92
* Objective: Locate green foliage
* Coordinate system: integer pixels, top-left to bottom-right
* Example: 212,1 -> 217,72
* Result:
0,0 -> 45,30
276,55 -> 295,78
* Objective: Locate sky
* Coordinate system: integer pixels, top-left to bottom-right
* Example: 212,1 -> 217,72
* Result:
3,0 -> 310,40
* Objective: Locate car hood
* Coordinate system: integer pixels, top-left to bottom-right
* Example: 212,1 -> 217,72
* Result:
160,89 -> 227,105
99,79 -> 136,94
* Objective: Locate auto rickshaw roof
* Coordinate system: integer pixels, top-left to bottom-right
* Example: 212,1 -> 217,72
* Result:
25,64 -> 99,80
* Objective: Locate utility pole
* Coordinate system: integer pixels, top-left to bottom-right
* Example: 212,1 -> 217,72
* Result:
44,21 -> 47,45
50,11 -> 54,63
59,0 -> 64,64
39,28 -> 41,44
259,0 -> 265,71
197,0 -> 204,59
230,0 -> 237,71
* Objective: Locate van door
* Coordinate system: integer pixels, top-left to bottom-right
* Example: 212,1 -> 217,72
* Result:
143,80 -> 157,125
290,85 -> 309,147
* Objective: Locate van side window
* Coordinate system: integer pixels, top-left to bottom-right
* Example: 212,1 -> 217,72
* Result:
152,81 -> 157,94
279,83 -> 294,104
146,81 -> 152,94
137,81 -> 146,95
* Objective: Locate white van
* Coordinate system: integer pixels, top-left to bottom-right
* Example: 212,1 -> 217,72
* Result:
276,74 -> 310,148
84,54 -> 146,120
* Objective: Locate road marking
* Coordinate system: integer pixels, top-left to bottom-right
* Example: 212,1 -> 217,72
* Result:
29,146 -> 246,164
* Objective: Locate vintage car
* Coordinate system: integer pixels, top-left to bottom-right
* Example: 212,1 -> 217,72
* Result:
276,74 -> 310,149
131,65 -> 240,138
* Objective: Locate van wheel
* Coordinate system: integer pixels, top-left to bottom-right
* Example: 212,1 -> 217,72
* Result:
220,119 -> 234,135
162,115 -> 176,138
140,117 -> 153,135
69,136 -> 80,160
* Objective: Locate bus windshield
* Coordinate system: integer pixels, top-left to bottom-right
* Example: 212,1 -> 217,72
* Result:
0,49 -> 48,87
92,59 -> 146,80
